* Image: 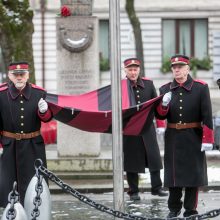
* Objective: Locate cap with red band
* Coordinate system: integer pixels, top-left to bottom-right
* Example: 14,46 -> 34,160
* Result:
124,58 -> 141,68
170,55 -> 190,66
8,61 -> 29,73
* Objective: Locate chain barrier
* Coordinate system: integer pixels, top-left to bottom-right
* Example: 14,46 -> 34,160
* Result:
35,159 -> 220,220
6,182 -> 19,220
31,164 -> 44,220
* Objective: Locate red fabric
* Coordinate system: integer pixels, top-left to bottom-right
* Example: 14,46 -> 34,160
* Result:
47,95 -> 162,135
9,64 -> 28,70
122,99 -> 153,135
156,119 -> 166,128
156,102 -> 169,116
45,80 -> 163,135
171,57 -> 189,65
57,91 -> 99,111
61,5 -> 71,17
38,109 -> 52,122
124,58 -> 140,67
202,125 -> 214,143
55,80 -> 130,111
41,120 -> 57,144
31,84 -> 46,91
194,79 -> 207,85
0,86 -> 8,92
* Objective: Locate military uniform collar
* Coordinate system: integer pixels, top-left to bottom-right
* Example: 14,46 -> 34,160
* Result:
130,77 -> 145,88
9,82 -> 31,100
170,75 -> 194,91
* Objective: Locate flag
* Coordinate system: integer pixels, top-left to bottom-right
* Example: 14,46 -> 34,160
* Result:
46,79 -> 163,136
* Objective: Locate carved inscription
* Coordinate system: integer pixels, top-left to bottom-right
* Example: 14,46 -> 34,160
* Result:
58,69 -> 93,94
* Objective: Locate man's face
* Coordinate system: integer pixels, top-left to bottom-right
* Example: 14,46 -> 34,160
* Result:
125,65 -> 140,82
171,64 -> 190,82
8,71 -> 29,90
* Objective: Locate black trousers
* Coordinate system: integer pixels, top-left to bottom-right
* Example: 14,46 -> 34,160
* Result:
168,187 -> 199,215
126,170 -> 162,194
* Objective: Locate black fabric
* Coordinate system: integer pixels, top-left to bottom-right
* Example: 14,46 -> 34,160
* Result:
123,78 -> 163,172
0,83 -> 51,208
46,79 -> 163,136
150,170 -> 162,191
126,172 -> 139,194
158,75 -> 212,187
168,187 -> 198,214
126,170 -> 162,194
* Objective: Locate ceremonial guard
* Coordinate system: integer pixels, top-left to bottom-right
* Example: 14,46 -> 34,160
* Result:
123,58 -> 167,201
156,55 -> 214,218
0,61 -> 52,207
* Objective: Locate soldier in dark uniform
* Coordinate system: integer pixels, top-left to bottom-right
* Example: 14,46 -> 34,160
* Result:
123,58 -> 168,201
0,61 -> 52,207
156,55 -> 214,218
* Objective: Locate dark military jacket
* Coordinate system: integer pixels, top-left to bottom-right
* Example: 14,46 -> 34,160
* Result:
157,75 -> 213,187
123,77 -> 163,173
0,82 -> 52,207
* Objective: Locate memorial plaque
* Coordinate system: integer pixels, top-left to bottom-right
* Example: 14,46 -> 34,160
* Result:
56,16 -> 100,156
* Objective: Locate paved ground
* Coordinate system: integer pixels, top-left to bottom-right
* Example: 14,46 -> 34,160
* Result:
1,190 -> 220,219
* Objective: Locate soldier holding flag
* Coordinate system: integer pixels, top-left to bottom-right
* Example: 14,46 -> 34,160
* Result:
156,54 -> 214,218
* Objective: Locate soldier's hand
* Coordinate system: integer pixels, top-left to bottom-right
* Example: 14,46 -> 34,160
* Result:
38,98 -> 48,113
201,143 -> 213,152
162,91 -> 172,107
156,127 -> 165,135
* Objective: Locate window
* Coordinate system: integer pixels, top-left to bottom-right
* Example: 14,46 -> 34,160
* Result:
0,47 -> 6,83
162,19 -> 208,59
99,20 -> 110,71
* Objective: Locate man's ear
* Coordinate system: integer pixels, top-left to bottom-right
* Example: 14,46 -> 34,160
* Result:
8,72 -> 12,80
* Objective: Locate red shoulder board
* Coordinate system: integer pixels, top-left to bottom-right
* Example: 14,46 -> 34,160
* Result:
160,82 -> 171,88
0,83 -> 8,92
141,77 -> 152,81
31,84 -> 46,91
194,79 -> 207,85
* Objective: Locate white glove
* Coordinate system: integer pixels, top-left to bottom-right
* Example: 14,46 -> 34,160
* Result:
38,98 -> 48,113
162,91 -> 172,107
201,143 -> 213,152
156,127 -> 166,135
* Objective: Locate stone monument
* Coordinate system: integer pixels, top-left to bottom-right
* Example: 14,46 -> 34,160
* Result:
56,0 -> 100,156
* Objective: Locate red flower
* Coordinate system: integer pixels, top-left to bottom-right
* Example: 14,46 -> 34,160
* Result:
61,5 -> 71,17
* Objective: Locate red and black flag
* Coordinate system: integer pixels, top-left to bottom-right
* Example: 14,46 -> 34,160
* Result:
46,79 -> 163,135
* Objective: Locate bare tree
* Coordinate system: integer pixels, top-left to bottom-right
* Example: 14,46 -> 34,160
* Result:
125,0 -> 145,76
0,0 -> 35,83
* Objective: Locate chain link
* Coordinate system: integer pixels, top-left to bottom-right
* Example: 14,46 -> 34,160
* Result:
6,182 -> 19,220
35,159 -> 220,220
31,168 -> 44,220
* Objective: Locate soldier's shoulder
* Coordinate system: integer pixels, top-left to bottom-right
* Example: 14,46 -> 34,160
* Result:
141,77 -> 152,81
0,82 -> 8,92
160,82 -> 171,89
193,79 -> 207,85
31,84 -> 46,91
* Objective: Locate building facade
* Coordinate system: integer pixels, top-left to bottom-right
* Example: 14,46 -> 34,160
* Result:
29,0 -> 220,98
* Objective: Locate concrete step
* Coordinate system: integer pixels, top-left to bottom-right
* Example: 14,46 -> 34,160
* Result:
53,172 -> 114,180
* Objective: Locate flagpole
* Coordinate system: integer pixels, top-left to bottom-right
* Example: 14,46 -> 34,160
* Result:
109,0 -> 124,217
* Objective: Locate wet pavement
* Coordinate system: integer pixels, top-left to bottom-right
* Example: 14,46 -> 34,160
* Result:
1,190 -> 220,219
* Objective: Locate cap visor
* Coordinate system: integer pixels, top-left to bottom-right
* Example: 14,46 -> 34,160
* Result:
171,62 -> 188,66
125,64 -> 140,68
10,70 -> 28,74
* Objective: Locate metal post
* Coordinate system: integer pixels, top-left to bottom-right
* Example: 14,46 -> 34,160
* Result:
109,0 -> 124,218
40,0 -> 46,88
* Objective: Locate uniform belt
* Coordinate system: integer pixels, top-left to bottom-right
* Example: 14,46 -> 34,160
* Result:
1,130 -> 41,140
167,122 -> 202,130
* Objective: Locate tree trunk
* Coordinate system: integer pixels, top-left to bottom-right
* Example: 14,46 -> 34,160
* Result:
125,0 -> 145,76
0,0 -> 35,83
